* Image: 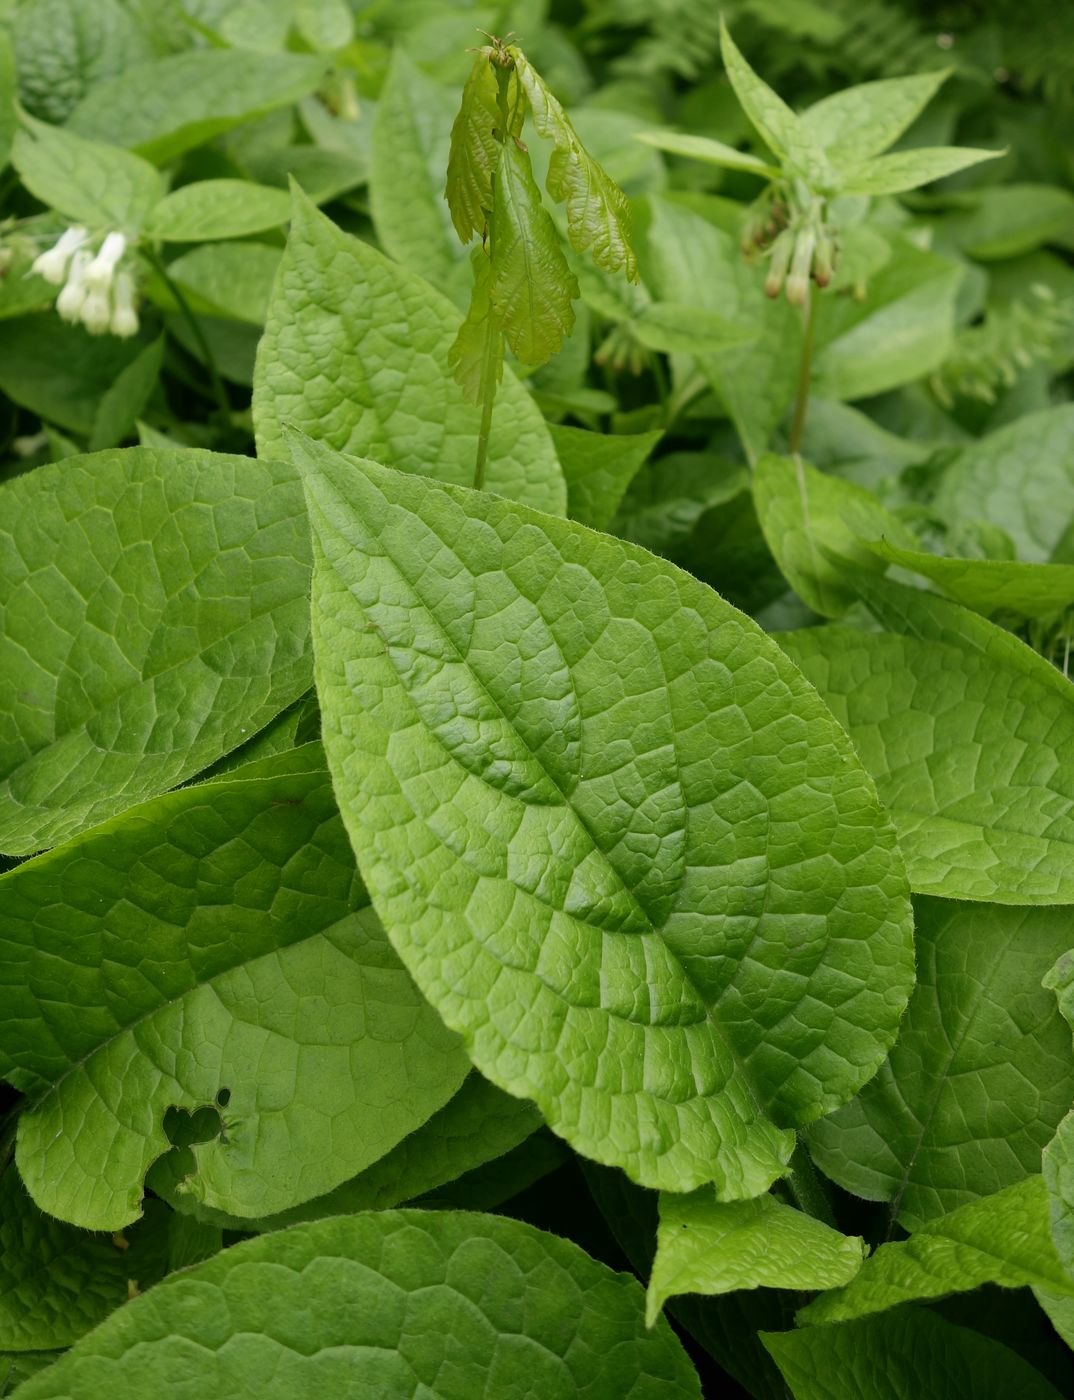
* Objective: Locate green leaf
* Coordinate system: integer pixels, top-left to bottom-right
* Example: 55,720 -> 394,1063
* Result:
296,434 -> 914,1196
87,334 -> 164,452
842,145 -> 1002,196
647,1189 -> 865,1327
153,242 -> 282,325
613,452 -> 751,558
12,0 -> 158,125
868,539 -> 1074,620
2,746 -> 469,1229
448,244 -> 503,404
0,446 -> 311,854
153,1072 -> 542,1231
253,185 -> 566,513
0,30 -> 14,173
801,1177 -> 1073,1325
10,1211 -> 702,1400
718,19 -> 830,186
12,115 -> 163,232
445,53 -> 521,246
490,139 -> 577,366
293,0 -> 352,50
809,898 -> 1074,1228
0,315 -> 148,436
0,1171 -> 169,1349
930,405 -> 1074,563
549,423 -> 662,530
634,129 -> 781,181
510,47 -> 638,283
67,50 -> 328,164
372,47 -> 469,304
800,71 -> 950,168
762,1308 -> 1065,1400
753,454 -> 919,618
629,302 -> 755,356
0,1353 -> 55,1395
144,179 -> 291,242
1043,962 -> 1074,1271
779,580 -> 1074,902
939,186 -> 1074,261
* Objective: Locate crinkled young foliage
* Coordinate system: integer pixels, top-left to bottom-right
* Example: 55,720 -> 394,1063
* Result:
295,432 -> 914,1197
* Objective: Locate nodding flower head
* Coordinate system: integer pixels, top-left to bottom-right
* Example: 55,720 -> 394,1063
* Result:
31,226 -> 90,286
84,232 -> 128,291
80,286 -> 113,335
110,270 -> 139,339
55,249 -> 92,322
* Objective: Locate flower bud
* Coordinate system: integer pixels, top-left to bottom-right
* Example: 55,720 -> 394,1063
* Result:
56,250 -> 92,322
80,287 -> 113,335
84,231 -> 127,291
786,228 -> 815,305
764,230 -> 794,299
812,232 -> 835,289
31,226 -> 90,285
110,271 -> 139,338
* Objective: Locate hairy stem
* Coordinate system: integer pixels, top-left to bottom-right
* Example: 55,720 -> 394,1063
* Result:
143,246 -> 232,426
784,1140 -> 836,1227
787,290 -> 815,456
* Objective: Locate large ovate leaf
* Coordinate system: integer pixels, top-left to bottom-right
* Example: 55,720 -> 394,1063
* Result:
253,185 -> 565,514
809,898 -> 1074,1228
801,1177 -> 1073,1324
779,580 -> 1074,903
510,47 -> 638,283
753,454 -> 918,618
647,1189 -> 865,1326
930,405 -> 1074,563
0,1172 -> 169,1350
445,52 -> 522,247
1,746 -> 469,1230
11,1211 -> 702,1400
143,179 -> 291,242
12,115 -> 163,232
296,432 -> 914,1196
490,140 -> 577,365
0,447 -> 311,855
762,1308 -> 1065,1400
67,49 -> 327,164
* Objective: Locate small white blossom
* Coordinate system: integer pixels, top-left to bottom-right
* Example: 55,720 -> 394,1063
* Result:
80,286 -> 113,335
110,270 -> 139,338
84,231 -> 127,291
55,249 -> 92,322
31,226 -> 90,286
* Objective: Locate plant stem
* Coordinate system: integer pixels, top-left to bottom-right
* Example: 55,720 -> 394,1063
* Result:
787,290 -> 815,456
784,1140 -> 836,1227
142,247 -> 232,426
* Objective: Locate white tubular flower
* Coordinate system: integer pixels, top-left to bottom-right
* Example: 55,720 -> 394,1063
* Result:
110,270 -> 139,338
80,286 -> 113,335
55,249 -> 92,322
83,231 -> 128,291
31,226 -> 90,286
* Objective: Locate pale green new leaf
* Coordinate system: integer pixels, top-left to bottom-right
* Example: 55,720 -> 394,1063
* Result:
763,1309 -> 1065,1400
801,1177 -> 1072,1325
800,71 -> 950,169
67,50 -> 328,164
754,454 -> 919,618
2,746 -> 469,1230
867,539 -> 1074,620
510,47 -> 638,282
630,303 -> 755,356
12,115 -> 163,232
12,1212 -> 700,1400
253,186 -> 565,513
780,580 -> 1074,903
634,130 -> 781,181
0,447 -> 312,854
719,20 -> 831,186
647,1190 -> 865,1327
842,145 -> 1002,196
0,1172 -> 169,1350
448,245 -> 503,403
445,52 -> 522,246
373,47 -> 469,302
549,423 -> 662,530
144,180 -> 291,242
297,434 -> 913,1196
491,140 -> 577,366
809,899 -> 1074,1228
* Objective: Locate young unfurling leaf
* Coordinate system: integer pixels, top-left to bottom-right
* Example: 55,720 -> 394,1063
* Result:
445,54 -> 523,245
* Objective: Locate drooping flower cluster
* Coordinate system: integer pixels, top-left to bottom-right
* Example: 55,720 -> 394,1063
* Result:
31,227 -> 139,338
740,186 -> 839,307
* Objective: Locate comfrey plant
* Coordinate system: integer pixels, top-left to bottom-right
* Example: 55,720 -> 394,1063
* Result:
641,20 -> 1001,447
31,226 -> 139,337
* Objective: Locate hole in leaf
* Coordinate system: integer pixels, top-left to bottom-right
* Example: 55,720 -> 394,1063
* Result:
162,1104 -> 223,1149
216,1087 -> 231,1108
